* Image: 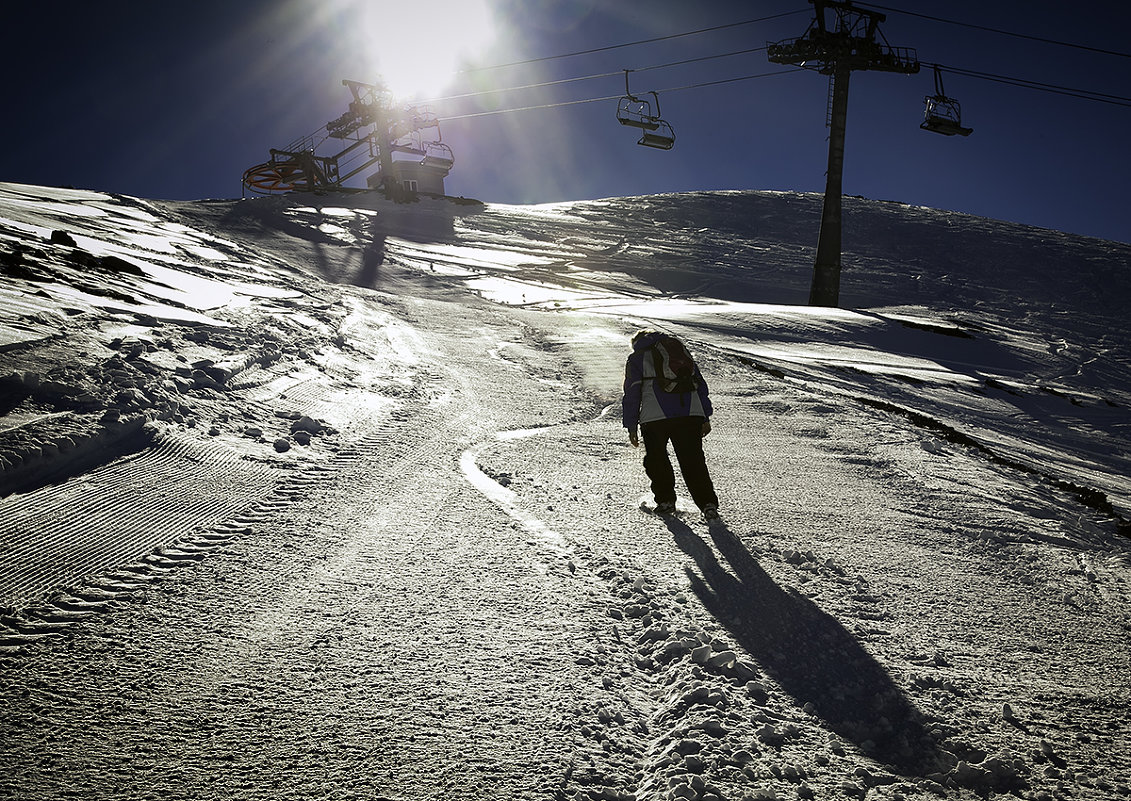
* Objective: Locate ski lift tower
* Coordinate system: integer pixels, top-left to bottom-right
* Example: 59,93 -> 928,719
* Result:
768,0 -> 919,307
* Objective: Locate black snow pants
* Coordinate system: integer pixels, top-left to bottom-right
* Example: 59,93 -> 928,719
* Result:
641,416 -> 718,510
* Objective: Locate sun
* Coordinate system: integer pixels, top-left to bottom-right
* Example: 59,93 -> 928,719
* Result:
354,0 -> 496,101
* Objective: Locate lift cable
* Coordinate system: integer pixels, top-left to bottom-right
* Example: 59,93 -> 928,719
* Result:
636,45 -> 771,74
282,7 -> 1130,144
422,3 -> 1131,115
930,63 -> 1131,107
437,69 -> 803,122
430,71 -> 623,103
429,46 -> 770,104
458,10 -> 807,73
431,49 -> 1130,117
279,46 -> 783,145
439,93 -> 622,121
861,3 -> 1131,60
658,67 -> 805,95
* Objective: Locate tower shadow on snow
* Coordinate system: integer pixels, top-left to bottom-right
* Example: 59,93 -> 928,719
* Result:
356,234 -> 386,288
667,519 -> 942,776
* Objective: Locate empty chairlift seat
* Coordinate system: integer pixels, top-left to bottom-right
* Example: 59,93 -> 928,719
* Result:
617,96 -> 661,130
921,97 -> 972,136
921,66 -> 973,137
638,120 -> 676,150
421,142 -> 455,171
614,72 -> 676,150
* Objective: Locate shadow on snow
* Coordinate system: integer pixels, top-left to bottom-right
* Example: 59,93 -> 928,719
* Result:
668,518 -> 942,776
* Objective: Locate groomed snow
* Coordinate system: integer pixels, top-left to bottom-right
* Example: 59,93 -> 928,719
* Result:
0,182 -> 1129,800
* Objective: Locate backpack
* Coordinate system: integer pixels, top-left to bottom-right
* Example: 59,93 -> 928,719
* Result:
650,336 -> 699,394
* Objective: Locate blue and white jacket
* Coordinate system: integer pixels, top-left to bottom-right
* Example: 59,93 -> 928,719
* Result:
622,331 -> 712,431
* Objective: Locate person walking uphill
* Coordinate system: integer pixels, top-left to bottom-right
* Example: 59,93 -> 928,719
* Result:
622,329 -> 720,521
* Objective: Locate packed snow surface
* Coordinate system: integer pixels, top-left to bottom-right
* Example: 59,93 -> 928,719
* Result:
1,181 -> 1129,800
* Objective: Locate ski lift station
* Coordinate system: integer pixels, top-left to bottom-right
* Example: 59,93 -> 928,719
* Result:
366,132 -> 454,196
242,80 -> 455,197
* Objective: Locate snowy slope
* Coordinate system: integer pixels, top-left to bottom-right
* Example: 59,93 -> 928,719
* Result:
0,181 -> 1129,800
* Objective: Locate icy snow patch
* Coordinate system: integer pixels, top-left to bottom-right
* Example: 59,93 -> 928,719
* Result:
465,275 -> 611,306
412,242 -> 556,272
460,434 -> 568,555
44,283 -> 229,327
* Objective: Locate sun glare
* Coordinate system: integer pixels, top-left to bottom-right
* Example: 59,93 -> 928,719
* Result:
357,0 -> 496,101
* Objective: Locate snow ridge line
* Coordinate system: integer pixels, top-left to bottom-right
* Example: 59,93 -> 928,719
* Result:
0,411 -> 152,498
721,344 -> 1129,536
851,394 -> 1131,537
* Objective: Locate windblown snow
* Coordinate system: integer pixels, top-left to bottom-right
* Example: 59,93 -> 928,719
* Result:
1,180 -> 1129,800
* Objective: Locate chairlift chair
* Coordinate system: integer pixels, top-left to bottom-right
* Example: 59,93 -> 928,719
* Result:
615,71 -> 676,149
617,95 -> 660,130
421,141 -> 455,171
638,118 -> 675,150
921,66 -> 972,137
635,91 -> 675,149
390,137 -> 427,157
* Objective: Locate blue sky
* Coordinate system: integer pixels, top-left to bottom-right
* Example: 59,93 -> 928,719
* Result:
2,1 -> 1128,244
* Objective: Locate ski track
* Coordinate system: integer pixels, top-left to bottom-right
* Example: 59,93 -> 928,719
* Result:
0,357 -> 385,641
2,305 -> 1129,799
0,434 -> 280,609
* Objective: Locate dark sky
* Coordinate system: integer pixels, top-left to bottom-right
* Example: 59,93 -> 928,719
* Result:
2,1 -> 1128,244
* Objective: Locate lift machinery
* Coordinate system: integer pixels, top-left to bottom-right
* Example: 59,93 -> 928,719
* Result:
242,79 -> 454,196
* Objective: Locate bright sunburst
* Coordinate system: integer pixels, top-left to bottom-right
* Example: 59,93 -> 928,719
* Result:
354,0 -> 496,101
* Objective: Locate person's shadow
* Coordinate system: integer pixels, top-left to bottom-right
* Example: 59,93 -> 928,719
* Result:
669,518 -> 941,775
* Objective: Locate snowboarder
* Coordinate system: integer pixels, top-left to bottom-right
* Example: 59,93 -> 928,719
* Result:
622,329 -> 719,520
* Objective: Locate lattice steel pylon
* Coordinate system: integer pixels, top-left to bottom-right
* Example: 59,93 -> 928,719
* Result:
768,0 -> 919,307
